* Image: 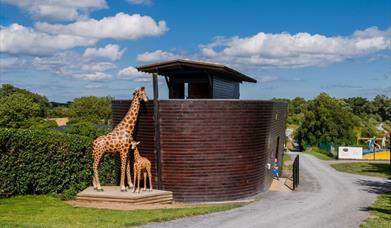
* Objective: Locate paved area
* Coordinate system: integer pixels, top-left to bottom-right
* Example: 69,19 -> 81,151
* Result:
141,153 -> 391,228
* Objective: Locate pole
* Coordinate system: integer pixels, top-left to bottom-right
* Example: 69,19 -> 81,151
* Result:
153,73 -> 162,189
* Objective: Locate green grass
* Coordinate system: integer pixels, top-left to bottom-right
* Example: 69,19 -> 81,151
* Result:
305,147 -> 337,160
330,162 -> 391,179
0,195 -> 242,227
283,152 -> 293,175
361,193 -> 391,228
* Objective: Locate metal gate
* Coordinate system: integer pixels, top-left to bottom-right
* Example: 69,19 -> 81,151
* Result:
292,155 -> 299,190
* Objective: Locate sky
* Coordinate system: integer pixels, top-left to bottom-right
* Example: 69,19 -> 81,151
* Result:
0,0 -> 390,102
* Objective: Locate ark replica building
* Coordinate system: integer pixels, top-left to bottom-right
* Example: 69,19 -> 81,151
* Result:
112,59 -> 287,202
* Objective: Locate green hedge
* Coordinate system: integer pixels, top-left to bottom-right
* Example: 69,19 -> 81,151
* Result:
0,128 -> 116,198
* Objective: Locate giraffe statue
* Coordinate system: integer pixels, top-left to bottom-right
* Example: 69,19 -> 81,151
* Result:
92,87 -> 148,192
131,141 -> 153,193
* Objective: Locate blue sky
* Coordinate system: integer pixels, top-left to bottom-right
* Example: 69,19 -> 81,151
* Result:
0,0 -> 390,102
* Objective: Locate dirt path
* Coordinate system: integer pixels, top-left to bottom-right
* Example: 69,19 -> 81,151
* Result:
141,153 -> 390,228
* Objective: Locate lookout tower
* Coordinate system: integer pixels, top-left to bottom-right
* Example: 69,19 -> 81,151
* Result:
112,59 -> 287,202
136,59 -> 257,99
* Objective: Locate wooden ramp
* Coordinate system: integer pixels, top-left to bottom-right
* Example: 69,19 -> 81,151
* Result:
76,186 -> 173,204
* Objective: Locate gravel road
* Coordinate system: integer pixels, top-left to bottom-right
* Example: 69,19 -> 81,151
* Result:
141,153 -> 391,228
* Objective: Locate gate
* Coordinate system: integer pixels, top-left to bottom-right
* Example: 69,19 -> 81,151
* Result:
292,155 -> 299,190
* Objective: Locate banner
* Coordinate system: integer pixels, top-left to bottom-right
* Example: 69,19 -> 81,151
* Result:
338,147 -> 363,159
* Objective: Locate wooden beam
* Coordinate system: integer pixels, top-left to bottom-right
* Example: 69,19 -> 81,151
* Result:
153,73 -> 162,189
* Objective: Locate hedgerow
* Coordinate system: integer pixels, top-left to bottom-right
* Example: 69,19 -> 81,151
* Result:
0,128 -> 116,198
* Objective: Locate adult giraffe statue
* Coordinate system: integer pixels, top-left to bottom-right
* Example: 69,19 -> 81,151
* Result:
92,87 -> 148,192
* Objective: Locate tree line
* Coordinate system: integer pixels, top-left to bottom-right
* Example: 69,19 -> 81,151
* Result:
274,93 -> 391,148
1,84 -> 390,147
0,84 -> 112,138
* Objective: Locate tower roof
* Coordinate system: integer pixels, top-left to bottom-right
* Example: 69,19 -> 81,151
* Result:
136,59 -> 257,83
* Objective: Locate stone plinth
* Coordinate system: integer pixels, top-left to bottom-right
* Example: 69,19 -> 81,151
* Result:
76,186 -> 173,204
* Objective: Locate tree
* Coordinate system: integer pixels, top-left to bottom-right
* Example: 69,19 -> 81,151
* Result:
372,95 -> 391,122
0,93 -> 43,128
343,97 -> 371,117
68,96 -> 112,124
0,84 -> 50,116
296,93 -> 356,147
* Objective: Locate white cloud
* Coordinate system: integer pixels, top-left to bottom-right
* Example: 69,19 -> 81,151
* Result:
256,76 -> 280,83
83,44 -> 126,61
0,24 -> 97,55
31,51 -> 114,81
36,12 -> 168,40
117,66 -> 151,82
0,0 -> 107,21
73,72 -> 112,81
137,50 -> 182,62
0,57 -> 19,68
85,83 -> 103,89
199,26 -> 391,69
126,0 -> 153,5
81,62 -> 117,72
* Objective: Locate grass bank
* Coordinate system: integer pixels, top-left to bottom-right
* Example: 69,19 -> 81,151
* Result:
330,162 -> 390,179
305,147 -> 337,160
282,152 -> 293,176
0,195 -> 242,227
361,193 -> 391,228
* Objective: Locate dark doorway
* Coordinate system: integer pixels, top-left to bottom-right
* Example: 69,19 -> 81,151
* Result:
275,136 -> 280,159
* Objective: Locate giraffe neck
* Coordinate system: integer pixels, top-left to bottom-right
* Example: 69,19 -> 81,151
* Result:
134,146 -> 141,161
115,95 -> 140,134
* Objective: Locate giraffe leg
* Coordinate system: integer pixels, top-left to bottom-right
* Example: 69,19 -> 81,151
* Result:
147,167 -> 153,192
126,156 -> 133,189
143,172 -> 147,191
120,153 -> 127,192
132,164 -> 138,193
92,175 -> 97,189
137,168 -> 141,193
93,152 -> 104,192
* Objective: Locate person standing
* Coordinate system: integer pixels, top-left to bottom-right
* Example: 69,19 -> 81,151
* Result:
381,135 -> 386,149
272,158 -> 279,180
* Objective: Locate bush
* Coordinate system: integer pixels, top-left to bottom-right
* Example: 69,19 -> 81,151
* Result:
64,122 -> 110,138
0,128 -> 116,198
0,94 -> 44,128
68,96 -> 112,124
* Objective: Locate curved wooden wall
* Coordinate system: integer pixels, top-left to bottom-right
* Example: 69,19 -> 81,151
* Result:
112,100 -> 287,202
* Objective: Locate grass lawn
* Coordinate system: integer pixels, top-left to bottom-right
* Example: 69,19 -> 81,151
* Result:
305,149 -> 337,160
330,162 -> 391,179
361,193 -> 391,228
0,195 -> 242,227
283,152 -> 293,175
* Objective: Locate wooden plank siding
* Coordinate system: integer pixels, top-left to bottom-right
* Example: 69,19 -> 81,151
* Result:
212,76 -> 240,99
112,100 -> 287,202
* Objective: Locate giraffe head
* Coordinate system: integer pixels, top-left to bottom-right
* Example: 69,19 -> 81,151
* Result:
133,87 -> 149,103
131,141 -> 140,150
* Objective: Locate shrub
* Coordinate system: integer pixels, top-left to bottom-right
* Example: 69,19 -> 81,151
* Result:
0,128 -> 116,198
64,122 -> 110,138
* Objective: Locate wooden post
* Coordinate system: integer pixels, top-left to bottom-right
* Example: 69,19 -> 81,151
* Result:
153,73 -> 162,189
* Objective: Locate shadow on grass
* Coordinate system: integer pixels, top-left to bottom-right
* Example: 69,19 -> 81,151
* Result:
356,179 -> 391,194
361,163 -> 391,179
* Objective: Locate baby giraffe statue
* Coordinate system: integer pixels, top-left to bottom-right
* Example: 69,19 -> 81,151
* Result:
131,141 -> 153,193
